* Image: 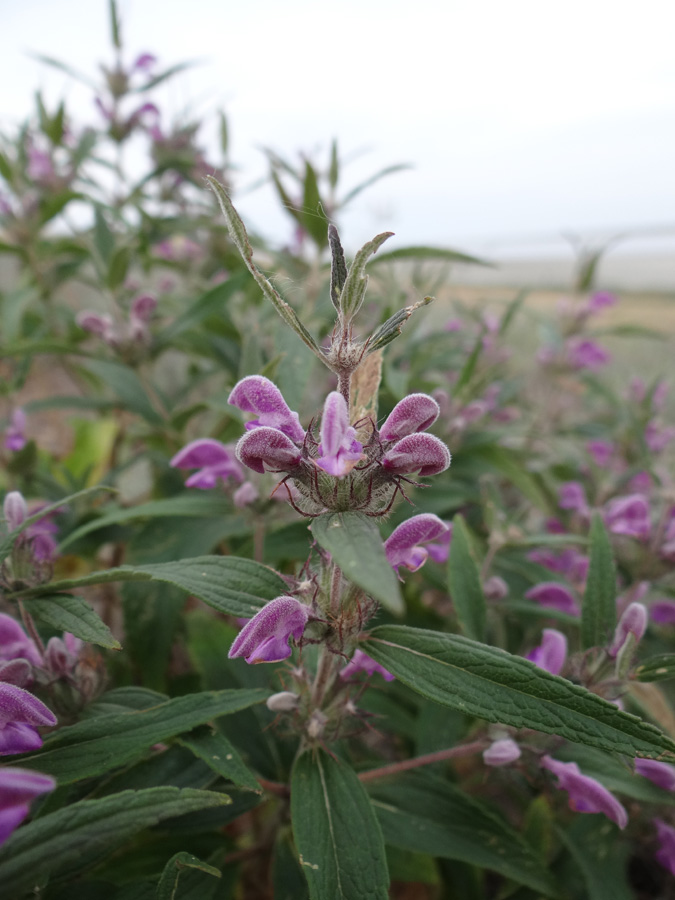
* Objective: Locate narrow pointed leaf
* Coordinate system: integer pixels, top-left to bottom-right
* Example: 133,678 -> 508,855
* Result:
448,515 -> 486,641
179,725 -> 262,792
24,594 -> 120,649
156,851 -> 221,900
365,625 -> 675,758
291,749 -> 389,900
581,512 -> 617,649
368,245 -> 490,267
366,297 -> 434,354
300,161 -> 328,248
311,512 -> 403,615
634,654 -> 675,683
340,232 -> 393,322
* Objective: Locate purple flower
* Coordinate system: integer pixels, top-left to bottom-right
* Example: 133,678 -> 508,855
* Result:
527,548 -> 589,586
379,394 -> 440,442
587,291 -> 617,313
235,427 -> 303,475
25,507 -> 60,563
152,236 -> 203,263
635,759 -> 675,791
604,494 -> 651,541
527,628 -> 568,675
170,439 -> 244,489
651,600 -> 675,625
26,146 -> 55,185
228,376 -> 304,442
0,683 -> 57,755
0,660 -> 33,688
558,482 -> 589,516
228,596 -> 308,664
525,583 -> 581,617
586,440 -> 614,467
76,311 -> 117,346
0,615 -> 42,668
133,53 -> 157,73
4,410 -> 27,452
0,768 -> 56,845
316,393 -> 363,477
567,338 -> 611,370
541,755 -> 627,828
382,433 -> 451,477
44,633 -> 83,678
654,819 -> 675,876
608,602 -> 648,658
645,420 -> 675,454
233,481 -> 260,508
340,649 -> 394,682
384,514 -> 450,573
483,738 -> 521,767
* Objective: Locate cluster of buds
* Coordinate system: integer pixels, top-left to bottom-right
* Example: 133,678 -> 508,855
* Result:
2,492 -> 60,590
76,294 -> 157,351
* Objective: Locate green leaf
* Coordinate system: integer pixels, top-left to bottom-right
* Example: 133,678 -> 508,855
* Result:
368,245 -> 490,268
634,654 -> 675,682
311,512 -> 403,615
154,272 -> 247,346
179,725 -> 262,793
448,515 -> 486,641
369,772 -> 558,896
206,176 -> 326,364
291,749 -> 389,900
366,297 -> 434,354
365,625 -> 675,758
557,818 -> 633,900
83,359 -> 164,424
340,164 -> 412,208
109,0 -> 122,47
15,556 -> 287,619
300,161 -> 328,248
23,594 -> 120,649
156,851 -> 221,900
19,688 -> 269,782
581,513 -> 617,650
0,787 -> 228,895
94,207 -> 115,264
340,232 -> 393,322
470,445 -> 551,511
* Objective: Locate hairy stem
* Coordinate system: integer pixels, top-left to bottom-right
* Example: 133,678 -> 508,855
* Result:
357,740 -> 487,784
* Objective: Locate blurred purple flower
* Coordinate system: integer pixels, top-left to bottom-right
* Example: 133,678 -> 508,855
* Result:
228,596 -> 308,664
635,759 -> 675,791
316,392 -> 363,477
0,768 -> 55,845
133,53 -> 157,73
483,575 -> 508,601
586,440 -> 614,467
0,683 -> 57,755
76,311 -> 118,346
382,433 -> 451,477
0,615 -> 42,668
629,471 -> 652,493
384,514 -> 450,573
26,146 -> 55,185
608,602 -> 648,658
654,819 -> 675,876
152,235 -> 203,263
340,649 -> 394,682
233,481 -> 259,508
44,633 -> 83,678
235,427 -> 303,475
567,338 -> 610,370
525,583 -> 580,617
558,482 -> 589,516
483,738 -> 521,767
4,410 -> 27,452
228,376 -> 304,442
645,420 -> 675,454
541,755 -> 627,828
171,439 -> 244,489
604,494 -> 651,541
527,628 -> 567,675
587,291 -> 617,313
650,600 -> 675,625
379,394 -> 440,443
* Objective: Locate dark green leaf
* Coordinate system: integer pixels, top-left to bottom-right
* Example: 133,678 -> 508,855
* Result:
581,513 -> 616,650
156,852 -> 221,900
634,654 -> 675,682
300,161 -> 328,248
365,625 -> 675,758
557,818 -> 633,900
340,232 -> 393,322
179,725 -> 262,793
0,787 -> 229,896
311,512 -> 403,615
24,594 -> 120,649
83,359 -> 164,424
291,749 -> 389,900
448,515 -> 486,641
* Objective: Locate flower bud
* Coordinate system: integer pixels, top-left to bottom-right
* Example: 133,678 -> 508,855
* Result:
379,393 -> 440,442
382,433 -> 451,477
3,492 -> 28,533
266,691 -> 300,712
609,602 -> 648,658
483,738 -> 521,767
483,576 -> 508,601
526,629 -> 567,675
235,427 -> 303,475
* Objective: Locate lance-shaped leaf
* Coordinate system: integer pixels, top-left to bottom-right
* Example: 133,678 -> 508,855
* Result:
581,512 -> 617,649
18,688 -> 269,782
339,231 -> 393,323
0,787 -> 229,896
23,594 -> 120,649
178,725 -> 262,793
329,224 -> 347,311
364,625 -> 675,759
366,297 -> 434,354
448,515 -> 486,642
206,176 -> 326,365
311,512 -> 403,615
369,772 -> 558,896
291,749 -> 389,900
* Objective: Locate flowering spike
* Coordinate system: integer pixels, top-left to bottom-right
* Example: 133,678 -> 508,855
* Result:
525,582 -> 581,617
235,427 -> 303,475
384,514 -> 450,573
483,738 -> 521,767
526,628 -> 567,675
541,755 -> 627,828
316,392 -> 363,477
228,596 -> 308,664
228,375 -> 305,441
382,433 -> 451,477
379,393 -> 440,442
170,439 -> 244,489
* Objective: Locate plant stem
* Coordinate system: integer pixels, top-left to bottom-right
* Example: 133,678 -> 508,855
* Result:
357,740 -> 487,784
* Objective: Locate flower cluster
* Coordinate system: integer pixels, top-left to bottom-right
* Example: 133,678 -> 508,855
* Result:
77,293 -> 157,350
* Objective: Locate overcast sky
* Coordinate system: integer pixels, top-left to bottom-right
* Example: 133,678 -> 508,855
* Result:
3,0 -> 675,256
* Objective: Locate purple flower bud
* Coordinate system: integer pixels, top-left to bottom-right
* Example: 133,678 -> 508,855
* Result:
379,393 -> 440,442
228,596 -> 308,664
525,583 -> 581,617
604,494 -> 651,541
654,819 -> 675,876
0,660 -> 33,688
44,634 -> 81,678
651,600 -> 675,624
4,410 -> 27,452
235,427 -> 303,475
608,602 -> 648,658
233,481 -> 260,508
3,492 -> 28,533
586,440 -> 614,467
340,649 -> 394,682
567,338 -> 611,370
558,482 -> 589,515
0,768 -> 56,845
0,683 -> 57,755
316,392 -> 363,477
170,439 -> 244,488
76,311 -> 117,345
483,575 -> 509,601
228,376 -> 304,442
483,738 -> 521,767
130,293 -> 157,323
382,433 -> 451,477
133,53 -> 157,73
384,514 -> 450,573
541,755 -> 627,828
587,291 -> 617,313
527,628 -> 568,675
634,759 -> 675,791
0,614 -> 42,668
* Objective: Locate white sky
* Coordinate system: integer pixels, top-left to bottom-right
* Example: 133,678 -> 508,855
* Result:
3,0 -> 675,255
